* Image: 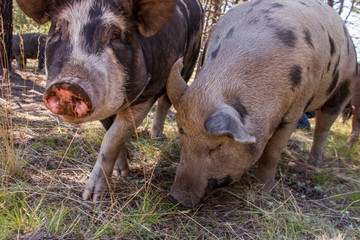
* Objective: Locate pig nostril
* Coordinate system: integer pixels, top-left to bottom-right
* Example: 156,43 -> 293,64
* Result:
47,95 -> 60,108
75,100 -> 90,118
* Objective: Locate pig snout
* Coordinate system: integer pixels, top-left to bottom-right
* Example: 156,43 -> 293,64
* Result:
43,82 -> 92,118
168,186 -> 202,208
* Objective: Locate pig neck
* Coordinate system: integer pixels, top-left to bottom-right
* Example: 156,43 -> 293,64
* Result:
121,40 -> 151,111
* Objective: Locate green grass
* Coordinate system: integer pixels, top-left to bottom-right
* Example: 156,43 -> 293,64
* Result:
1,109 -> 360,239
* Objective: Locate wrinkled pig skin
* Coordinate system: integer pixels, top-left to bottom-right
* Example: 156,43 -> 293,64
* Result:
11,33 -> 46,71
16,0 -> 204,201
166,0 -> 357,208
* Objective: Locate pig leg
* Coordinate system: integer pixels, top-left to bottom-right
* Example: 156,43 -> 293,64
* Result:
112,144 -> 130,177
255,121 -> 298,192
150,94 -> 171,138
347,106 -> 359,146
82,101 -> 153,201
100,116 -> 130,177
347,85 -> 360,146
308,109 -> 339,165
309,83 -> 352,165
15,55 -> 25,70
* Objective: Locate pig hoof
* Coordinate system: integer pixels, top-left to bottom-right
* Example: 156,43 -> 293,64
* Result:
112,168 -> 129,177
308,155 -> 324,166
121,168 -> 129,177
82,189 -> 93,201
112,169 -> 121,177
82,188 -> 105,202
112,165 -> 130,177
150,129 -> 163,139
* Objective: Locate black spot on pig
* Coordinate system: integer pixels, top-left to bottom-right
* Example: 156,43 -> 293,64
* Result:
226,27 -> 235,39
321,80 -> 351,115
333,56 -> 341,76
211,45 -> 221,59
275,27 -> 297,48
300,2 -> 309,7
304,28 -> 314,48
289,65 -> 302,90
271,3 -> 284,8
327,60 -> 332,72
82,18 -> 104,55
328,34 -> 336,56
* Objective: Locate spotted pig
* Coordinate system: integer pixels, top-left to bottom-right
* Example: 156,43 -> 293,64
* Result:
16,0 -> 204,201
166,0 -> 357,208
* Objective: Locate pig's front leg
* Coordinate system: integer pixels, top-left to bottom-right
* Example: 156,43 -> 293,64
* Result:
112,144 -> 130,177
82,102 -> 153,201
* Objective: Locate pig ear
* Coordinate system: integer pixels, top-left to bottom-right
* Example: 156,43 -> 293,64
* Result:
167,58 -> 188,109
16,0 -> 53,24
127,0 -> 177,37
204,109 -> 256,143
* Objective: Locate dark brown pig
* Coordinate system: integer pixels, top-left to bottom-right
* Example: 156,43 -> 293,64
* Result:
11,33 -> 46,71
16,0 -> 204,201
166,0 -> 357,208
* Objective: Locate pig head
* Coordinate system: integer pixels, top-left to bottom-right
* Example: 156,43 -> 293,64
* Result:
167,0 -> 357,208
17,0 -> 204,201
17,0 -> 176,123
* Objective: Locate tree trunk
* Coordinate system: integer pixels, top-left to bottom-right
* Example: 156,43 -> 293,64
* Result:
338,0 -> 345,15
0,0 -> 13,71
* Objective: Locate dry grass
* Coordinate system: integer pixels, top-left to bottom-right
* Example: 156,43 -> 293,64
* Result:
0,63 -> 359,239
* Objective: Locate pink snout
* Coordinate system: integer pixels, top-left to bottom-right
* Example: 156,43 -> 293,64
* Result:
43,83 -> 92,118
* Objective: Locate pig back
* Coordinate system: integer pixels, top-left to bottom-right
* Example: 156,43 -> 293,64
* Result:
199,0 -> 356,115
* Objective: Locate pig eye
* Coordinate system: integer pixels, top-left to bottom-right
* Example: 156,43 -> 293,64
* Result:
209,144 -> 223,155
56,27 -> 62,35
112,32 -> 121,40
179,128 -> 185,135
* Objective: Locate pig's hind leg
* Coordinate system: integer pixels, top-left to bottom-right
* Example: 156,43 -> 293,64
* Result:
151,94 -> 172,138
309,81 -> 353,165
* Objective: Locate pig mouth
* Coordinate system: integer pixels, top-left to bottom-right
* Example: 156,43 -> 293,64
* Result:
168,176 -> 233,208
43,82 -> 93,120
